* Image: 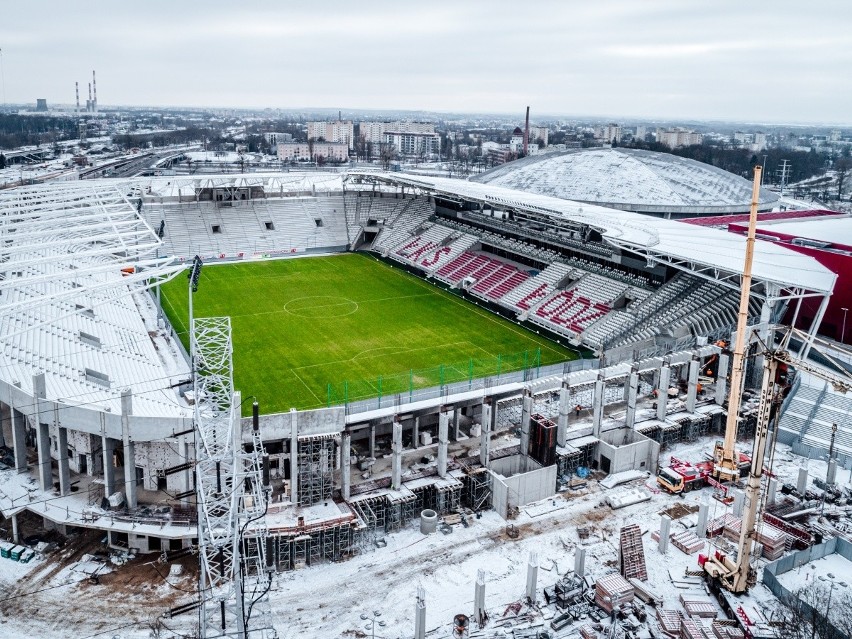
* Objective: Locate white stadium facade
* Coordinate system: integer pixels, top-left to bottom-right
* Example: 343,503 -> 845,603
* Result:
0,171 -> 844,568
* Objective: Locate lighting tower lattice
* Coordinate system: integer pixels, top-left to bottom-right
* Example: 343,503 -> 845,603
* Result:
191,255 -> 275,638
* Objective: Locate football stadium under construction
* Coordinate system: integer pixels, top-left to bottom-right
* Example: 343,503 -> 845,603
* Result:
1,169 -> 851,639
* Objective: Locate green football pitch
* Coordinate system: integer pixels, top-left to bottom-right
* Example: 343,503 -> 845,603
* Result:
159,253 -> 577,414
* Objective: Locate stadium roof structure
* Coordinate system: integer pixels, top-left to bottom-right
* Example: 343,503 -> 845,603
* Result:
356,172 -> 836,302
0,180 -> 188,416
471,148 -> 780,217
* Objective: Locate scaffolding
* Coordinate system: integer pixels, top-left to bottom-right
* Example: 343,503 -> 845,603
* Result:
496,397 -> 522,431
266,516 -> 359,571
462,466 -> 492,511
298,435 -> 335,506
386,488 -> 418,533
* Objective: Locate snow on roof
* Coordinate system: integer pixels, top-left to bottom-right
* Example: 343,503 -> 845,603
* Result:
752,216 -> 852,248
374,173 -> 836,294
472,148 -> 779,213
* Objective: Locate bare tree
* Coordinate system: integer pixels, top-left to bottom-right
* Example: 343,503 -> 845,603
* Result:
379,143 -> 397,170
835,155 -> 850,200
772,582 -> 852,639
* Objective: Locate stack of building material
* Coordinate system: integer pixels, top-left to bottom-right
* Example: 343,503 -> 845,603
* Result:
671,530 -> 704,555
711,620 -> 745,639
579,624 -> 597,639
679,593 -> 718,619
629,578 -> 663,606
705,513 -> 738,537
619,524 -> 648,581
595,573 -> 635,614
680,618 -> 706,639
719,516 -> 787,560
656,609 -> 684,637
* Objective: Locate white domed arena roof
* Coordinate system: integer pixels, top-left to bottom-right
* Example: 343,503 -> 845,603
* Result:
472,148 -> 779,217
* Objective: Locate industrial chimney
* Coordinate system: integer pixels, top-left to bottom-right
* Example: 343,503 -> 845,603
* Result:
87,83 -> 92,112
75,82 -> 80,114
92,70 -> 97,113
523,106 -> 530,156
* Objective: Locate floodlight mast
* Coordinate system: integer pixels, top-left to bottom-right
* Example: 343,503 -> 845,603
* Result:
714,166 -> 762,482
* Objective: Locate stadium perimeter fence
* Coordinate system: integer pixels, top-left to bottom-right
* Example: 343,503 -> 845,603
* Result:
327,349 -> 600,414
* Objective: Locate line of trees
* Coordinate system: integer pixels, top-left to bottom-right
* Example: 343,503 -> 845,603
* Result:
0,114 -> 80,149
625,138 -> 832,185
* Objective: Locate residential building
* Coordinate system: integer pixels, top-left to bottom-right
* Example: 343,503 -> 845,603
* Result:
307,120 -> 354,149
359,121 -> 436,145
656,128 -> 703,148
596,123 -> 622,144
383,130 -> 440,157
264,132 -> 293,145
278,142 -> 349,162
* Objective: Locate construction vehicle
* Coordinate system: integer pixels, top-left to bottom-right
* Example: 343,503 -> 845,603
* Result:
695,165 -> 852,593
657,453 -> 751,494
657,457 -> 713,494
701,326 -> 852,593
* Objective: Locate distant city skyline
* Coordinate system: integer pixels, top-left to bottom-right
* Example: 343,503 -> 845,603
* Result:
1,1 -> 851,125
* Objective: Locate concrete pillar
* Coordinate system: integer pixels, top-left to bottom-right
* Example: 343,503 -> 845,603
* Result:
767,477 -> 778,505
368,424 -> 376,459
289,409 -> 299,502
10,403 -> 27,474
57,423 -> 71,497
181,438 -> 192,506
526,552 -> 538,603
797,466 -> 808,493
574,547 -> 586,576
657,366 -> 671,421
625,372 -> 639,429
686,359 -> 700,413
341,431 -> 351,500
11,513 -> 19,544
414,587 -> 426,639
453,408 -> 461,441
827,459 -> 838,485
437,408 -> 449,478
557,379 -> 570,447
33,374 -> 52,491
102,436 -> 116,498
121,389 -> 137,509
715,353 -> 729,406
392,418 -> 402,491
659,515 -> 671,554
480,399 -> 492,468
412,416 -> 420,450
732,489 -> 744,518
696,500 -> 709,538
592,376 -> 605,437
474,569 -> 486,627
520,390 -> 532,459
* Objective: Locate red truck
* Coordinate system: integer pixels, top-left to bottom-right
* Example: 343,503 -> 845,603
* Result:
657,456 -> 714,494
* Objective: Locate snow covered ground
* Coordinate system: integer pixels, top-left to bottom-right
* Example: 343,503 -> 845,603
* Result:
0,435 -> 846,638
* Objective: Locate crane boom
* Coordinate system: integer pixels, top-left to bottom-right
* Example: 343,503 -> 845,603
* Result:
705,328 -> 852,593
714,165 -> 763,481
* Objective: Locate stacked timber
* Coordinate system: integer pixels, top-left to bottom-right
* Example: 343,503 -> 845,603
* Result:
595,573 -> 634,614
629,578 -> 663,606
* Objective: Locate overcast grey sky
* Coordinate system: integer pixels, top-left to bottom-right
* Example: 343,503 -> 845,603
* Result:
1,1 -> 850,123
